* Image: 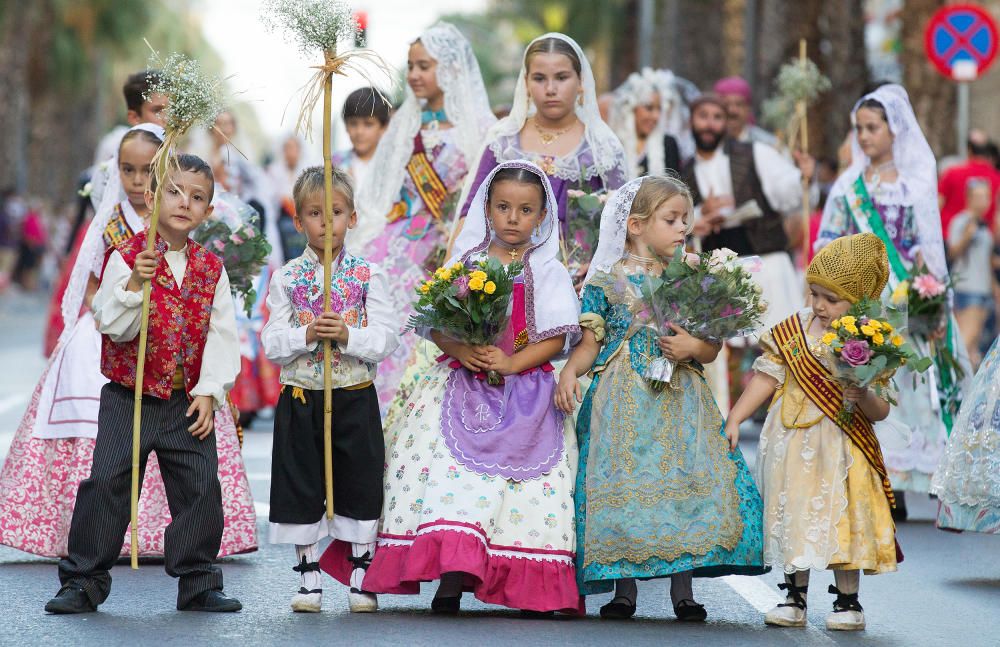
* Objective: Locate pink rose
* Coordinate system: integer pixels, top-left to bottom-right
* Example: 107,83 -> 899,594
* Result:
912,273 -> 945,299
840,339 -> 872,367
243,227 -> 256,238
230,233 -> 245,245
212,240 -> 225,252
453,275 -> 470,299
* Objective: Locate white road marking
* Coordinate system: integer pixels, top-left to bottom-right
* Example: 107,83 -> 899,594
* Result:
722,575 -> 838,644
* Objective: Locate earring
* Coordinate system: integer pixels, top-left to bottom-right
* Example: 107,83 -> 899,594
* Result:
535,222 -> 542,237
577,93 -> 584,106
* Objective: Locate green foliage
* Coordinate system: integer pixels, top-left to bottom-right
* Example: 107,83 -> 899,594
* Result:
191,217 -> 272,317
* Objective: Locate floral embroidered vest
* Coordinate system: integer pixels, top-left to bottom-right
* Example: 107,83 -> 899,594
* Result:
279,249 -> 374,389
100,231 -> 222,399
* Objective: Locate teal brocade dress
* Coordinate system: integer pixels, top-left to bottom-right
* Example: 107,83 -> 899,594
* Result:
574,269 -> 766,595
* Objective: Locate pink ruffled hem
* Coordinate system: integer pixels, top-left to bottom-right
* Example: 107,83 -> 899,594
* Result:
319,523 -> 583,614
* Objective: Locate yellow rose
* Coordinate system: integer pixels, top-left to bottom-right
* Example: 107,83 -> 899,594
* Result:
440,269 -> 452,281
845,324 -> 859,335
892,335 -> 904,346
860,324 -> 876,337
869,320 -> 883,331
840,315 -> 856,327
821,332 -> 838,345
882,321 -> 893,333
470,270 -> 488,282
420,284 -> 431,294
891,281 -> 909,304
483,281 -> 496,295
452,262 -> 463,272
469,278 -> 485,291
872,332 -> 885,345
831,319 -> 841,329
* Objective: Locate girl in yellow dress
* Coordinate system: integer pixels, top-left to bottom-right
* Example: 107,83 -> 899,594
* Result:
725,232 -> 899,632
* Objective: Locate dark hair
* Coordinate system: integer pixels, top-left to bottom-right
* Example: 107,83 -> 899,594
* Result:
524,37 -> 582,77
151,153 -> 215,202
342,87 -> 390,126
856,98 -> 887,122
123,70 -> 164,113
861,80 -> 892,96
487,167 -> 547,209
968,137 -> 993,158
118,128 -> 163,154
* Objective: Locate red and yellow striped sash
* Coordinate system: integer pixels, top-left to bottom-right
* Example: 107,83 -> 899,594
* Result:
771,314 -> 896,509
406,150 -> 448,220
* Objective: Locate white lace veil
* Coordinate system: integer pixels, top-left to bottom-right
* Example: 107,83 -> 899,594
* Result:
822,84 -> 947,279
58,122 -> 165,350
654,69 -> 698,159
583,176 -> 644,285
610,69 -> 667,179
451,159 -> 581,349
351,21 -> 495,250
483,32 -> 625,183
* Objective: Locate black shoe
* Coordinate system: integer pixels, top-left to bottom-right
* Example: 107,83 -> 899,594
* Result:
599,596 -> 636,620
891,490 -> 908,522
520,609 -> 555,619
431,594 -> 461,615
45,587 -> 96,614
180,590 -> 242,612
674,599 -> 707,622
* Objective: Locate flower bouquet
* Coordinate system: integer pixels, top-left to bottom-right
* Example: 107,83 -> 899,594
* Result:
821,297 -> 932,424
634,247 -> 767,385
891,264 -> 949,339
562,188 -> 607,285
192,216 -> 272,317
408,257 -> 522,385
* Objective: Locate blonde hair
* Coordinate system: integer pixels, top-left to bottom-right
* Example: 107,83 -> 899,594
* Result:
293,165 -> 355,216
625,174 -> 694,248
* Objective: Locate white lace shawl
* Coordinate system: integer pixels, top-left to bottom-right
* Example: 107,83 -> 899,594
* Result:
583,176 -> 645,285
351,21 -> 495,250
820,84 -> 947,279
451,159 -> 581,350
58,123 -> 164,351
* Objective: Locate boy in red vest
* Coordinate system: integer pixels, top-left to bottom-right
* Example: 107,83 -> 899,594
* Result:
45,154 -> 242,614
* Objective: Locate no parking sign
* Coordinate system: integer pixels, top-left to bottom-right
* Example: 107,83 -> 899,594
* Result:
925,4 -> 998,81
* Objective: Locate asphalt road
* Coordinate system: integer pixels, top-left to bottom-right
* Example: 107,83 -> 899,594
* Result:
1,288 -> 998,647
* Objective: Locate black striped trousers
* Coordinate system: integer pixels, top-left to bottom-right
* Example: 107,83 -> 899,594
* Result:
58,382 -> 224,609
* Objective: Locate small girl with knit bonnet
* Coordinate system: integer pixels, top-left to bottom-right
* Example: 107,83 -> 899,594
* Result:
726,232 -> 900,632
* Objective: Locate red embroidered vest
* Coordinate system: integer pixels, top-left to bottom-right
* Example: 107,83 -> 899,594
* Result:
100,231 -> 223,399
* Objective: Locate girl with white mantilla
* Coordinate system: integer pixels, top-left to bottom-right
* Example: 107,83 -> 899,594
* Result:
359,160 -> 583,615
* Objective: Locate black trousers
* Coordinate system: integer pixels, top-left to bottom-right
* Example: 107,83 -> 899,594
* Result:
269,384 -> 384,525
58,383 -> 224,609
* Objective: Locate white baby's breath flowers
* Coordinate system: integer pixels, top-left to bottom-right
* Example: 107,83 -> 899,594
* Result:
261,0 -> 359,56
145,51 -> 225,135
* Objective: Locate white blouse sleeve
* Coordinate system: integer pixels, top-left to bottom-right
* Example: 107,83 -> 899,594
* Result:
753,142 -> 809,214
343,263 -> 401,363
188,267 -> 240,409
92,251 -> 143,342
260,270 -> 317,366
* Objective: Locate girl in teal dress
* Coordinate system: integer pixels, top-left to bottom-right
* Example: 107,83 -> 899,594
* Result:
556,175 -> 764,621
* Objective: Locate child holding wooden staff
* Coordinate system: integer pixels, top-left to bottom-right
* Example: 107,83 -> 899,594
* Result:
261,166 -> 400,614
45,154 -> 242,614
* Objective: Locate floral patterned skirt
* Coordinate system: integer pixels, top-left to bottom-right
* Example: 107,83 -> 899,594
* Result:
0,369 -> 259,557
359,363 -> 581,613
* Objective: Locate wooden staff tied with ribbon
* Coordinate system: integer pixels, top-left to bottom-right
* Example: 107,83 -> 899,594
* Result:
321,48 -> 337,521
129,146 -> 171,569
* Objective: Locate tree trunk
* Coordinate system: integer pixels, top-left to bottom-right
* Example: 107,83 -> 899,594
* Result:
0,4 -> 36,193
655,0 -> 727,90
901,0 -> 956,157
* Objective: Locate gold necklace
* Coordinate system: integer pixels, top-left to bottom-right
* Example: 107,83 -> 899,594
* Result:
532,117 -> 575,146
494,239 -> 528,261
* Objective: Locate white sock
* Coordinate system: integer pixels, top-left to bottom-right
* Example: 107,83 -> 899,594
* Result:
833,569 -> 860,596
350,542 -> 376,591
295,543 -> 322,592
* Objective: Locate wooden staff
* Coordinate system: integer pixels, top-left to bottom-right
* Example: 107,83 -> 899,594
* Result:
321,49 -> 336,520
129,148 -> 169,569
798,39 -> 811,265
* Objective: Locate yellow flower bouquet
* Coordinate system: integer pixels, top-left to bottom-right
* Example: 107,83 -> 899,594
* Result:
408,257 -> 522,385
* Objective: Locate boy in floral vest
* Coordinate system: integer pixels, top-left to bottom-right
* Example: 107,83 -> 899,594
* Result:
45,154 -> 242,614
261,166 -> 399,614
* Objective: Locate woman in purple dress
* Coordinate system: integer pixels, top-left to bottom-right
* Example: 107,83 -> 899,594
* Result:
449,33 -> 626,279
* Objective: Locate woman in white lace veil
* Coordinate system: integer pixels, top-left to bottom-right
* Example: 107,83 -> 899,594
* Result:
351,21 -> 495,250
450,33 -> 627,249
817,83 -> 971,512
611,69 -> 690,180
349,21 -> 496,410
